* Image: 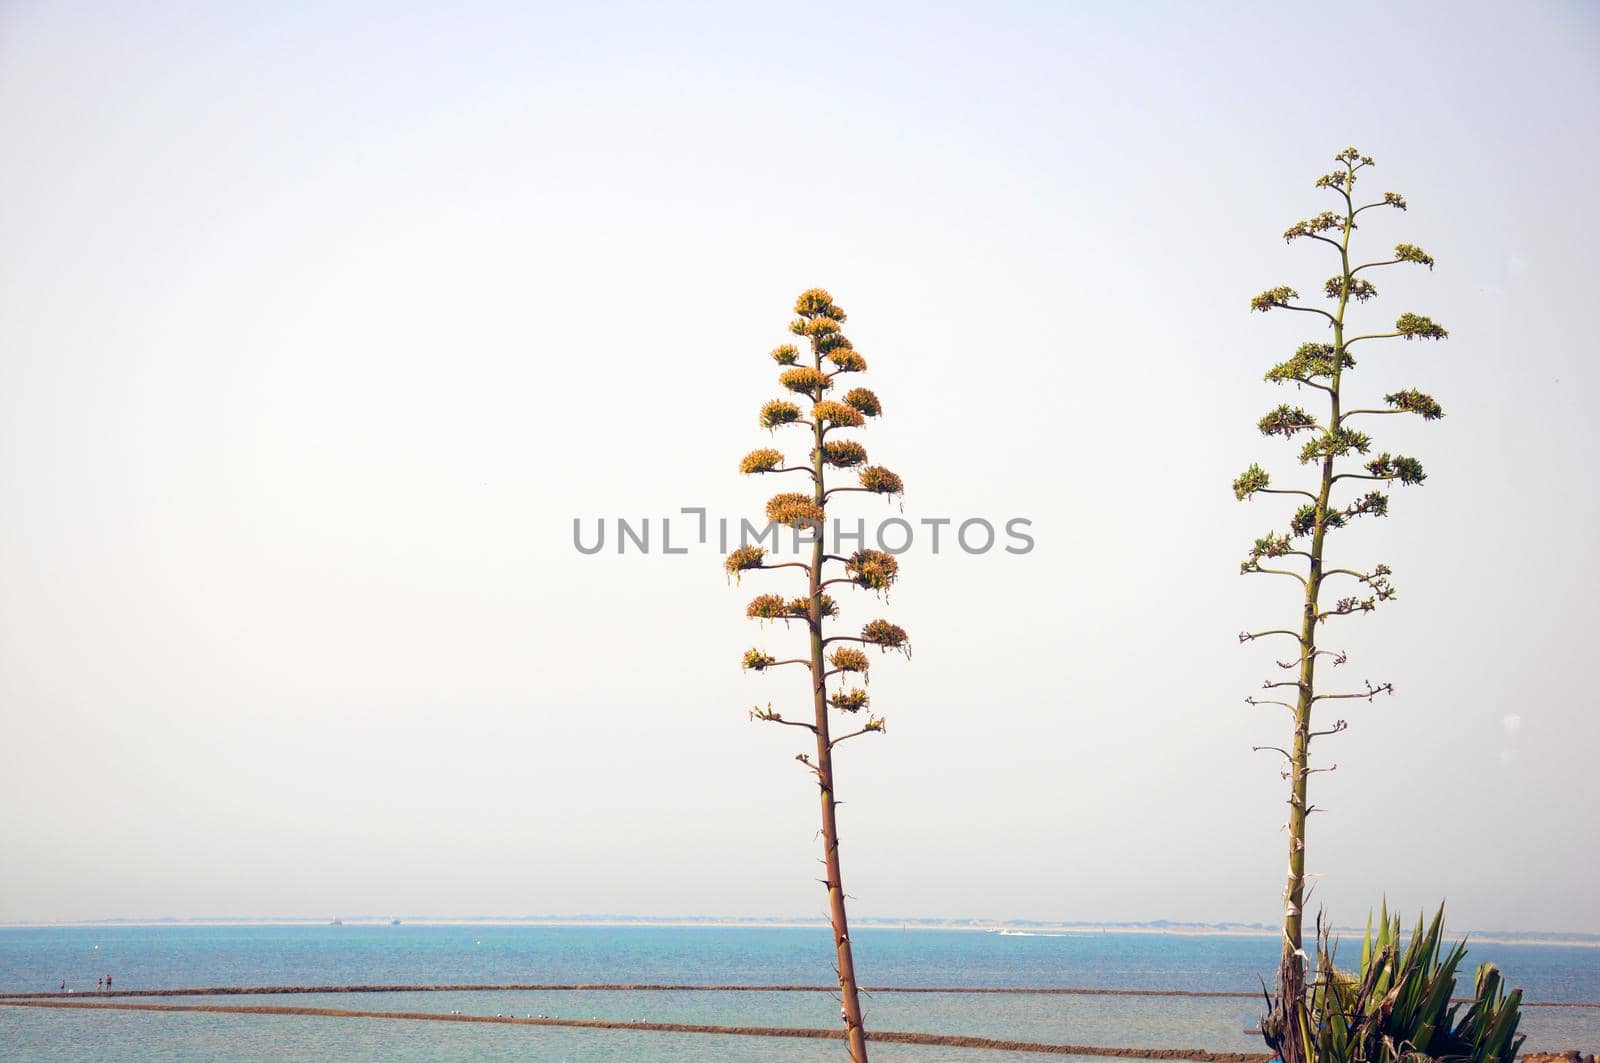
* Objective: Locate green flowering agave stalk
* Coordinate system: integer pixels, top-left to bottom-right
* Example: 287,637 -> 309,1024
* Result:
727,288 -> 908,1063
1261,904 -> 1524,1062
1235,148 -> 1449,1061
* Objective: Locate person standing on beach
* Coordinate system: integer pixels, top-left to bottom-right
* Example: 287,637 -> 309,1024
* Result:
105,973 -> 112,991
58,979 -> 65,992
97,976 -> 103,991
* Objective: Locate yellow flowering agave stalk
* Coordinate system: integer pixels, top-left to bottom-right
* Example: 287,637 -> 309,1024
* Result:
725,288 -> 906,1063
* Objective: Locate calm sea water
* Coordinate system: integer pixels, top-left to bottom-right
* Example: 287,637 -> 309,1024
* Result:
1,925 -> 1595,1060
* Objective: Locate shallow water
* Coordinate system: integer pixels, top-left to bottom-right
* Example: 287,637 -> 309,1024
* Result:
0,1007 -> 1115,1063
1,925 -> 1594,1058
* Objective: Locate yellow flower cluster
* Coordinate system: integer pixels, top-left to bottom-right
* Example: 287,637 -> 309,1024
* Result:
739,448 -> 784,474
791,316 -> 841,339
748,593 -> 836,621
746,594 -> 790,620
770,344 -> 799,365
843,388 -> 881,418
742,648 -> 776,670
725,545 -> 767,580
766,492 -> 825,528
817,440 -> 868,468
779,367 -> 831,397
861,619 -> 910,654
798,593 -> 840,619
827,349 -> 868,373
794,289 -> 844,319
858,466 -> 904,495
828,647 -> 870,674
812,401 -> 865,429
845,549 -> 899,591
759,400 -> 803,429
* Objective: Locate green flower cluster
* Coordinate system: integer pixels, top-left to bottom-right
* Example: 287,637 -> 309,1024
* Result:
829,689 -> 869,713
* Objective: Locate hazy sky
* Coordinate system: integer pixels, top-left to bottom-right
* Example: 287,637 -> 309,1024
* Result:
2,1 -> 1597,932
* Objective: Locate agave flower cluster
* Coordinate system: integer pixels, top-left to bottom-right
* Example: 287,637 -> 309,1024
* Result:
730,288 -> 909,741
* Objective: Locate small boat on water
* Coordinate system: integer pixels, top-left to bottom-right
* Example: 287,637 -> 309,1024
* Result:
330,918 -> 343,926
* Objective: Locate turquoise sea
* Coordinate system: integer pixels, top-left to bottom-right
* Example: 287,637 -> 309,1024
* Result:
1,925 -> 1595,1060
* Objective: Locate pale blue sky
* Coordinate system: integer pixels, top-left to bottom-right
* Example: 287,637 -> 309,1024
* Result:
1,1 -> 1597,931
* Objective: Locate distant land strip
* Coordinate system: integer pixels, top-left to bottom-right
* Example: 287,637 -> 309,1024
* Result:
0,998 -> 1272,1061
0,983 -> 1594,1008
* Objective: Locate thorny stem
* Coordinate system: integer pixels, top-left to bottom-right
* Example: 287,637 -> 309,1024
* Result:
808,330 -> 870,1063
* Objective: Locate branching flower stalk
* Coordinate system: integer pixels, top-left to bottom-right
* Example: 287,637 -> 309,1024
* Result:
1236,148 -> 1447,1062
729,288 -> 908,1063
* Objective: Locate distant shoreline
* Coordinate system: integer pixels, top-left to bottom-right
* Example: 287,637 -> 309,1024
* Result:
2,917 -> 1595,948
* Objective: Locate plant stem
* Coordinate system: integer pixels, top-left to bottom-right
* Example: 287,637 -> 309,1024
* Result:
810,342 -> 869,1062
1278,162 -> 1356,1063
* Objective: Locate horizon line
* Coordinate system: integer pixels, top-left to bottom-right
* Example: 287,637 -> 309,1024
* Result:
2,914 -> 1595,946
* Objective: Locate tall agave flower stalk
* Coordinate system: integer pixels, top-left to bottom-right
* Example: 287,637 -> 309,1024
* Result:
1236,148 -> 1448,1061
728,288 -> 907,1062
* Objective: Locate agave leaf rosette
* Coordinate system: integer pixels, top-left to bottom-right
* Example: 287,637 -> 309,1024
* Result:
1260,903 -> 1524,1061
